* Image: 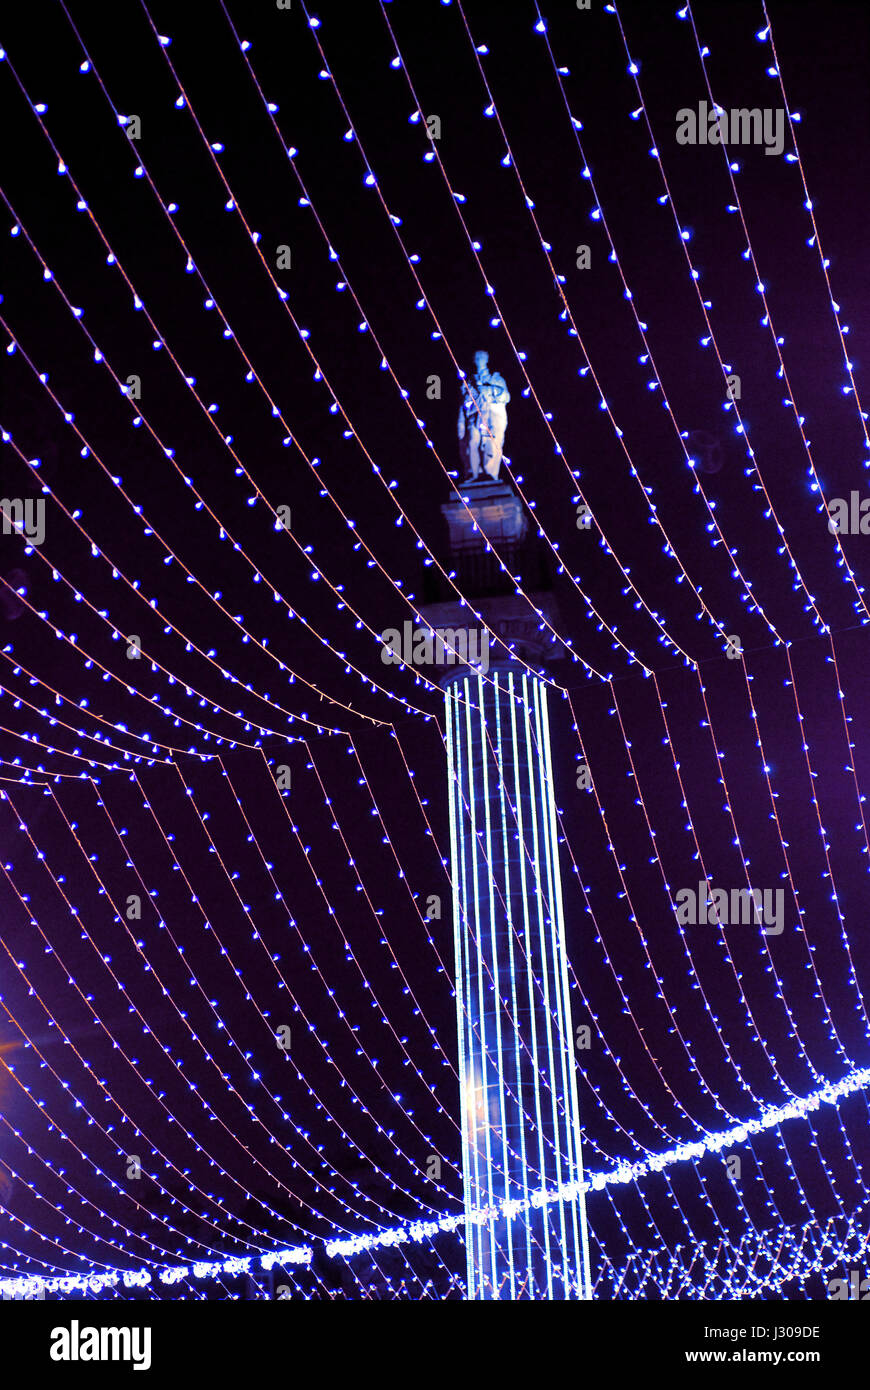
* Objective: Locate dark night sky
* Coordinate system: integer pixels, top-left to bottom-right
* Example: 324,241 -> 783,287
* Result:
0,0 -> 869,1298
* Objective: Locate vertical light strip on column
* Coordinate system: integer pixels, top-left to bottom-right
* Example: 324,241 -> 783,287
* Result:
530,675 -> 578,1295
444,681 -> 474,1299
520,672 -> 569,1296
537,678 -> 592,1298
462,675 -> 500,1295
476,672 -> 516,1300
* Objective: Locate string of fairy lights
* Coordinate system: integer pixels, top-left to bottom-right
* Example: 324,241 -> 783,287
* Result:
2,1065 -> 868,1298
1,0 -> 868,1298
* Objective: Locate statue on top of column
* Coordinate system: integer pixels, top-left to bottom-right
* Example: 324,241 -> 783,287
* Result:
457,350 -> 510,482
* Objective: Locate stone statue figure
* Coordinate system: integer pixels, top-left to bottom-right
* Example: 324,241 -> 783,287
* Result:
457,350 -> 510,481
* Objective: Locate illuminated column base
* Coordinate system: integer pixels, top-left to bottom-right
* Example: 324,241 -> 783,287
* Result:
444,663 -> 591,1300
